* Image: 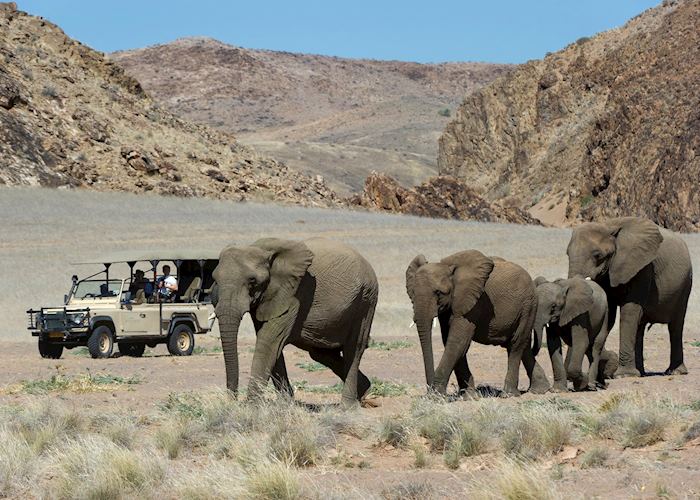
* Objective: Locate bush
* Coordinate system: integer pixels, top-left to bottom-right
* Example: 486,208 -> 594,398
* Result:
437,108 -> 451,117
268,423 -> 321,467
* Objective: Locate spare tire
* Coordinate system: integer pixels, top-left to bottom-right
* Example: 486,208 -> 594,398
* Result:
38,340 -> 63,359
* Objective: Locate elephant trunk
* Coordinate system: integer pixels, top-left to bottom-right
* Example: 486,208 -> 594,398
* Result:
531,318 -> 546,357
217,311 -> 242,395
416,317 -> 435,388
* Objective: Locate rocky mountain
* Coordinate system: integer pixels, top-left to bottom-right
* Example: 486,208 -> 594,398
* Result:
111,38 -> 511,194
438,0 -> 700,232
0,3 -> 338,206
350,172 -> 539,224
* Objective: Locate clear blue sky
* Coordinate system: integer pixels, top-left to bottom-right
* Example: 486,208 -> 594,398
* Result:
18,1 -> 660,63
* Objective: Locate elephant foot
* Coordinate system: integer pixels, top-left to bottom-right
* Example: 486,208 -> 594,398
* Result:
549,383 -> 569,393
613,366 -> 641,379
665,363 -> 688,376
340,397 -> 361,410
501,385 -> 521,398
528,381 -> 550,395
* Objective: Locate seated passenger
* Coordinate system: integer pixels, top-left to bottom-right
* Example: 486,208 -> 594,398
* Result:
157,265 -> 178,302
129,270 -> 148,295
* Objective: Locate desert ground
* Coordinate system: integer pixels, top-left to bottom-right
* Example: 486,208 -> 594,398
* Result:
1,188 -> 700,498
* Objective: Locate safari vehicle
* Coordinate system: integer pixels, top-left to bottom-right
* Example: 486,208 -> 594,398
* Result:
27,252 -> 219,359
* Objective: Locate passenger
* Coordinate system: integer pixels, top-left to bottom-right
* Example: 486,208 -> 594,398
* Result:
129,269 -> 148,295
157,265 -> 178,301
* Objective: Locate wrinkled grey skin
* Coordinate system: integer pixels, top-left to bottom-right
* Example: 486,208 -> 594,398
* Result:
406,250 -> 550,397
567,217 -> 692,377
212,237 -> 378,407
534,277 -> 618,391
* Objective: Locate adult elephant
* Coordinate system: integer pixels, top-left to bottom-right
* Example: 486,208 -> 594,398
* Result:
533,277 -> 617,391
212,237 -> 378,407
567,217 -> 692,377
406,250 -> 550,397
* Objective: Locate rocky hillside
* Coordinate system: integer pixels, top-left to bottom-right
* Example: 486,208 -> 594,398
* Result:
0,3 -> 338,206
439,0 -> 700,232
111,38 -> 511,194
350,173 -> 539,225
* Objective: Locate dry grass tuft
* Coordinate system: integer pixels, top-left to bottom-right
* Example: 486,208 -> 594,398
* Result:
501,406 -> 573,459
268,421 -> 322,467
381,480 -> 435,499
41,435 -> 164,499
0,428 -> 35,497
245,461 -> 301,500
377,416 -> 411,448
471,459 -> 559,500
443,423 -> 488,469
579,446 -> 609,468
2,371 -> 141,395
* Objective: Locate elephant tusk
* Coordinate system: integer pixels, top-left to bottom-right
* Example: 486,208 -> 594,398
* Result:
585,276 -> 592,280
546,323 -> 549,328
433,317 -> 439,328
409,321 -> 415,328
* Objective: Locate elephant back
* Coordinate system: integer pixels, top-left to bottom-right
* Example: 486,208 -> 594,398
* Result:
482,260 -> 537,334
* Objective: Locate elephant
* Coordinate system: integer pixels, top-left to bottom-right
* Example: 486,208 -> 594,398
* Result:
406,250 -> 550,397
533,276 -> 618,391
567,217 -> 692,377
212,237 -> 378,407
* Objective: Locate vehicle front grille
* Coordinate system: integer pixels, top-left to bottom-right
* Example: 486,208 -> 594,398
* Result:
43,312 -> 68,330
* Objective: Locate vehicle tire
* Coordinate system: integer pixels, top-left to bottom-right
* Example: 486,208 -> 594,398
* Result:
118,342 -> 146,357
88,325 -> 114,358
38,340 -> 63,359
167,324 -> 195,356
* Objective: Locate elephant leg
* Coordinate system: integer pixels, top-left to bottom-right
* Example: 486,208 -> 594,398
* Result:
599,350 -> 618,381
433,317 -> 474,395
614,302 -> 643,378
439,313 -> 473,393
666,315 -> 688,375
270,353 -> 294,398
340,300 -> 376,407
634,322 -> 646,376
503,346 -> 523,397
521,346 -> 550,394
247,305 -> 298,401
567,323 -> 589,391
588,311 -> 611,389
308,347 -> 372,396
547,329 -> 568,392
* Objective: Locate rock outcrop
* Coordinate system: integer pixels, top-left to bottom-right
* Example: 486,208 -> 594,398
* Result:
351,172 -> 540,225
438,0 -> 700,231
0,3 -> 339,206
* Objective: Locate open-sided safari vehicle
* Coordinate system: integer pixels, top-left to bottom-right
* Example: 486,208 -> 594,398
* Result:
27,252 -> 218,359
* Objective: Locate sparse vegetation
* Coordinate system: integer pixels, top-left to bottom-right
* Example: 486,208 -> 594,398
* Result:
580,194 -> 594,208
368,339 -> 413,350
295,361 -> 327,372
2,371 -> 141,395
378,416 -> 411,447
438,108 -> 451,117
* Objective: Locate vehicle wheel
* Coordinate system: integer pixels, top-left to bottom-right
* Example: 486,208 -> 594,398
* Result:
88,325 -> 114,358
168,324 -> 195,356
38,340 -> 63,359
118,342 -> 146,357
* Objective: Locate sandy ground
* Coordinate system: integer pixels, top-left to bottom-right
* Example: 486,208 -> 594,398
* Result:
2,188 -> 700,498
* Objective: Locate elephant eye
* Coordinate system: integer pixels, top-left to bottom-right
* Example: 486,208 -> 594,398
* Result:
592,251 -> 604,263
247,276 -> 257,287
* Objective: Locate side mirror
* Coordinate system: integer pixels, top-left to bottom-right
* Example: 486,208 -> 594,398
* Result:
64,294 -> 68,305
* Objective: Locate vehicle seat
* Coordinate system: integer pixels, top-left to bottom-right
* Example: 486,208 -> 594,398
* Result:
180,277 -> 202,303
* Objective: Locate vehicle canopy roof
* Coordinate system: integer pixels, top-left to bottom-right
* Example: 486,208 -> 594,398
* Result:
72,249 -> 221,265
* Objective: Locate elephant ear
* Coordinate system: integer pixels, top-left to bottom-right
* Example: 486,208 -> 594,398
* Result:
251,238 -> 313,321
533,276 -> 549,287
440,250 -> 494,316
559,278 -> 594,325
405,254 -> 428,303
608,217 -> 662,287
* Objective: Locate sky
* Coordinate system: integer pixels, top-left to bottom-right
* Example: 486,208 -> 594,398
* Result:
18,1 -> 660,63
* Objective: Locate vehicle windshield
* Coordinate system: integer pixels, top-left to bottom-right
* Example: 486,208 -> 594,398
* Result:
72,279 -> 122,299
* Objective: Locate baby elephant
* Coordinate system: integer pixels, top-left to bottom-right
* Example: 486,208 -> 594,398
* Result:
533,277 -> 618,391
406,250 -> 550,397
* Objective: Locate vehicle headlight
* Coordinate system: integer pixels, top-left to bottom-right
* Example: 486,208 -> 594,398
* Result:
68,313 -> 86,326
